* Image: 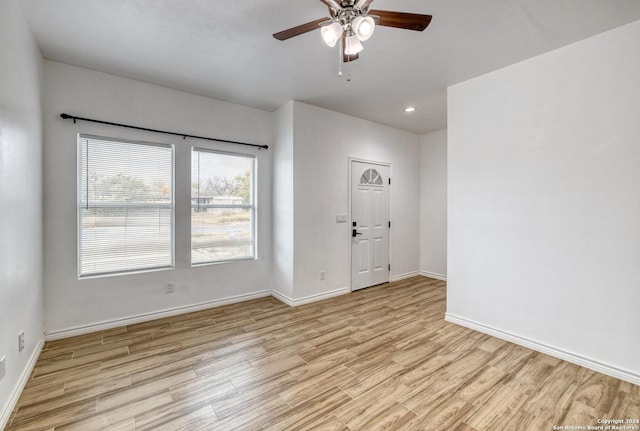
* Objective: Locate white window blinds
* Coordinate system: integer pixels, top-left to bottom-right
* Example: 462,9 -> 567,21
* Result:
191,148 -> 256,264
78,135 -> 174,277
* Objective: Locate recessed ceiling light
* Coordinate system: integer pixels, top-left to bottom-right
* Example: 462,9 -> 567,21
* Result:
404,106 -> 417,113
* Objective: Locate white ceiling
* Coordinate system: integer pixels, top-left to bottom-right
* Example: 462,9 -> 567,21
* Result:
19,0 -> 640,134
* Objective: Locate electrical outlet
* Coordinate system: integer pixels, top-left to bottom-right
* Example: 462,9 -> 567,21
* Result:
165,282 -> 175,294
18,332 -> 25,352
320,271 -> 326,281
0,356 -> 6,379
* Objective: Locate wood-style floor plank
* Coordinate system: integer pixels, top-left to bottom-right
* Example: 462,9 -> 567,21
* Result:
6,276 -> 640,430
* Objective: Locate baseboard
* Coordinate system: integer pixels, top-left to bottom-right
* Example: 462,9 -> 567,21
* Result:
271,287 -> 350,307
445,313 -> 640,386
45,290 -> 271,341
390,271 -> 421,282
420,271 -> 447,281
0,336 -> 45,430
270,289 -> 294,306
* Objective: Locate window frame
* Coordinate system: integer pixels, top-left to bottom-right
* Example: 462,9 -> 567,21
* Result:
77,134 -> 176,278
190,147 -> 257,266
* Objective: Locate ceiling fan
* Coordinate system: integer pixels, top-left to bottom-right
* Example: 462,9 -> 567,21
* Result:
273,0 -> 432,62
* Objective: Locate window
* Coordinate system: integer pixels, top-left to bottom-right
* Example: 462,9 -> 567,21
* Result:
191,148 -> 256,264
78,135 -> 174,277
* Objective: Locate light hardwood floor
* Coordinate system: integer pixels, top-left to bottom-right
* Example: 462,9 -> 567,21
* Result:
6,277 -> 640,430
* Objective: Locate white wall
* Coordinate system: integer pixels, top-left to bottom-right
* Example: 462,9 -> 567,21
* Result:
447,20 -> 640,383
272,102 -> 295,299
419,129 -> 447,280
42,61 -> 273,335
288,102 -> 420,301
42,62 -> 422,332
0,0 -> 44,426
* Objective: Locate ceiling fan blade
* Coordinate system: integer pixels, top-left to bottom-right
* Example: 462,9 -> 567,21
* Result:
368,10 -> 432,31
273,18 -> 330,41
320,0 -> 342,17
320,0 -> 342,12
354,0 -> 374,12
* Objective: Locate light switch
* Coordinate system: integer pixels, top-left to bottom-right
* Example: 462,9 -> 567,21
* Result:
336,214 -> 348,223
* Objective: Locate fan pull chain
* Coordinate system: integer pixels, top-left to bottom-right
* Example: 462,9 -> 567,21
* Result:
337,36 -> 352,82
338,36 -> 343,77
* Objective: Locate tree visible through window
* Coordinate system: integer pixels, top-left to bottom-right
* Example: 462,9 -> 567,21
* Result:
78,135 -> 174,276
191,148 -> 256,264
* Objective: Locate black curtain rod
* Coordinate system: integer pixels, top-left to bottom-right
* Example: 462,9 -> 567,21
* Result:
60,113 -> 268,150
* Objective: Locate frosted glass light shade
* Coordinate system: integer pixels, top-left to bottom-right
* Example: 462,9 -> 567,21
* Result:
344,34 -> 364,55
321,22 -> 342,47
352,16 -> 375,41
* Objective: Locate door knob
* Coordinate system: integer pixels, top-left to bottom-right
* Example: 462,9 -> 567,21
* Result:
352,229 -> 363,237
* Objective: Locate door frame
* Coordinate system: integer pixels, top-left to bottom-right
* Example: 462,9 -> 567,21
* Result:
348,157 -> 392,292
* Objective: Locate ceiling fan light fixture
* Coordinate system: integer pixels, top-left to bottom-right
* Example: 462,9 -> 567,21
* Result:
321,21 -> 342,47
352,16 -> 375,41
344,34 -> 364,55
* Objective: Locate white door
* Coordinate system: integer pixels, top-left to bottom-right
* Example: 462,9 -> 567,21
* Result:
351,160 -> 390,291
